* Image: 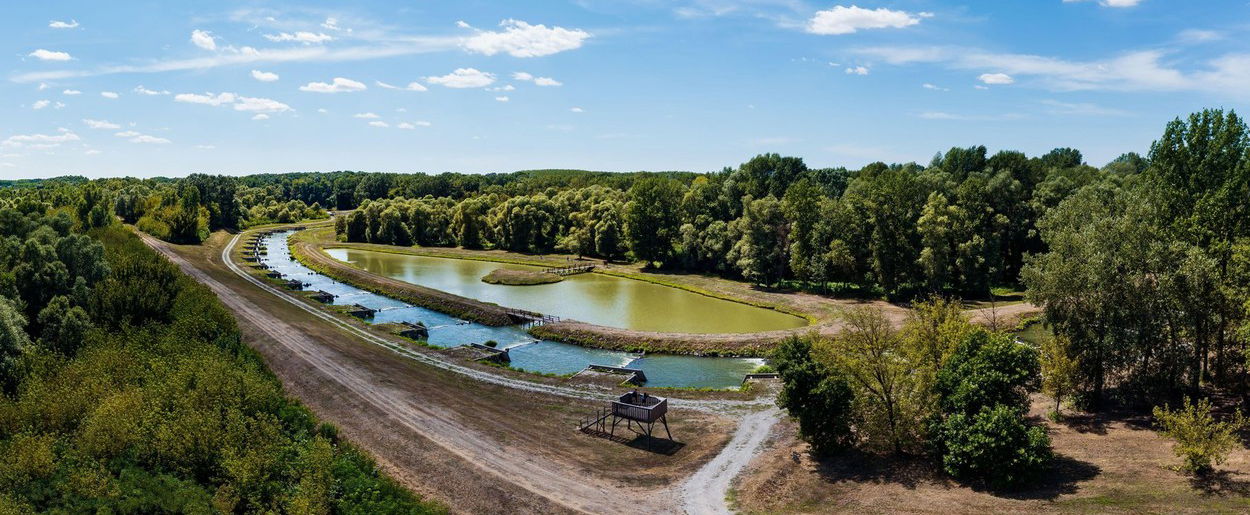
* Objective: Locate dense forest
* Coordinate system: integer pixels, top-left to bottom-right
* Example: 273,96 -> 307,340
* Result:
0,194 -> 440,511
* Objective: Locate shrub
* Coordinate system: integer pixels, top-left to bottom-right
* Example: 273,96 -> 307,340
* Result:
939,404 -> 1052,488
1153,397 -> 1247,475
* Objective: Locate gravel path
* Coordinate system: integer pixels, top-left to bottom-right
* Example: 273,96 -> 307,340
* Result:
680,408 -> 781,514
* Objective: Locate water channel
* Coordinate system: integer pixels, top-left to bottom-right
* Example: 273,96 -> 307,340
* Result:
258,230 -> 771,388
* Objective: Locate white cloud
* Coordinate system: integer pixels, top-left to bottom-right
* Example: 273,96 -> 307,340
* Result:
1178,29 -> 1222,43
427,68 -> 495,88
300,77 -> 366,93
32,100 -> 51,110
134,85 -> 169,95
251,69 -> 279,82
114,130 -> 140,137
49,19 -> 79,29
512,71 -> 534,81
100,91 -> 119,99
233,96 -> 292,113
129,134 -> 171,144
321,17 -> 350,32
84,149 -> 101,155
456,20 -> 471,29
2,131 -> 80,148
190,30 -> 217,51
533,77 -> 562,86
1040,99 -> 1129,116
495,96 -> 510,102
368,120 -> 389,128
196,144 -> 216,150
264,31 -> 333,44
62,89 -> 81,95
37,82 -> 49,90
978,72 -> 1015,85
807,6 -> 928,35
12,37 -> 462,83
175,92 -> 237,106
856,46 -> 1238,94
29,49 -> 72,61
845,66 -> 869,75
488,84 -> 516,92
922,83 -> 948,91
83,119 -> 121,129
570,107 -> 584,113
376,80 -> 428,92
1063,0 -> 1142,7
252,114 -> 270,120
317,108 -> 328,113
463,19 -> 590,58
414,120 -> 432,127
918,111 -> 1022,121
353,112 -> 380,119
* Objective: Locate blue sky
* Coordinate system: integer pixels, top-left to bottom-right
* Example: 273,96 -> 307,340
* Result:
2,1 -> 1248,179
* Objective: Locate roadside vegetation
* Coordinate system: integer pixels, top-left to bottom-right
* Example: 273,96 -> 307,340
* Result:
0,192 -> 440,512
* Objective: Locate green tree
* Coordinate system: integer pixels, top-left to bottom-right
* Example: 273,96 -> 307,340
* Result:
773,336 -> 855,455
0,297 -> 28,394
1154,397 -> 1247,475
938,404 -> 1052,488
733,195 -> 789,286
1040,333 -> 1079,418
624,177 -> 683,266
832,306 -> 924,454
35,295 -> 91,356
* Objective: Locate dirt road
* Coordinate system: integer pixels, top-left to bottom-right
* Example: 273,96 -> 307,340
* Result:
143,230 -> 779,513
681,408 -> 782,514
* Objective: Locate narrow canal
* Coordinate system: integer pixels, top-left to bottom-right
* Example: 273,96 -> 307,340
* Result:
259,230 -> 766,388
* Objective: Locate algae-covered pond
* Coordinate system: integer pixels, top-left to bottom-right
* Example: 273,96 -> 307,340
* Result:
325,247 -> 808,334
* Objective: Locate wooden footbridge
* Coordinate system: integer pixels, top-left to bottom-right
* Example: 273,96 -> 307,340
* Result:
506,310 -> 561,327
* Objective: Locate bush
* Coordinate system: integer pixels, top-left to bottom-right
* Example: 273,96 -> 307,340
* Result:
1154,397 -> 1247,475
938,404 -> 1052,488
484,340 -> 498,348
931,330 -> 1050,487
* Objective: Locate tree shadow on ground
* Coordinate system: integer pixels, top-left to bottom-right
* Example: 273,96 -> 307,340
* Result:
996,454 -> 1101,500
1190,470 -> 1250,497
811,449 -> 1099,501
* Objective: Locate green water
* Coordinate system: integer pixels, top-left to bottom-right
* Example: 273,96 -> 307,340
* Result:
324,248 -> 809,334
